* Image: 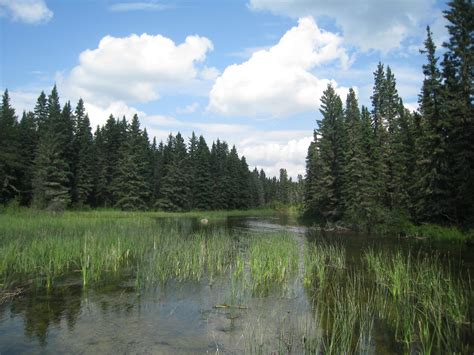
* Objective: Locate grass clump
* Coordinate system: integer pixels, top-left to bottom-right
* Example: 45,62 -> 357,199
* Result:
364,248 -> 472,353
249,233 -> 298,296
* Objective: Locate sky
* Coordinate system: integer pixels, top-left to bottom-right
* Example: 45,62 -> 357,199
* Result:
0,0 -> 450,178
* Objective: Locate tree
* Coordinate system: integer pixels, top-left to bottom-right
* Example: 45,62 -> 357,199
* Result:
192,135 -> 213,210
442,0 -> 474,224
416,26 -> 452,221
210,140 -> 230,209
305,84 -> 345,220
18,111 -> 38,205
32,129 -> 70,210
0,90 -> 20,203
156,133 -> 190,211
74,99 -> 95,206
32,87 -> 71,210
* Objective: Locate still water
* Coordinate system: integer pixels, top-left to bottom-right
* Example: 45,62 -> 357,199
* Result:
0,215 -> 472,354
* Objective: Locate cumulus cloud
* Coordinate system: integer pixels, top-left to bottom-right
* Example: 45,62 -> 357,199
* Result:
58,33 -> 216,107
208,17 -> 351,117
248,0 -> 437,52
0,0 -> 53,24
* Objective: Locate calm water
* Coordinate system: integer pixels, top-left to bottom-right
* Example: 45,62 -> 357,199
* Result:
0,215 -> 472,354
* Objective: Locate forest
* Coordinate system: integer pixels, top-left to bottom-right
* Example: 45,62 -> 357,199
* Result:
0,88 -> 303,212
305,2 -> 473,230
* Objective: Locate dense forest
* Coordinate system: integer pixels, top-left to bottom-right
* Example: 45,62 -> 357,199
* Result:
305,0 -> 473,228
0,88 -> 304,211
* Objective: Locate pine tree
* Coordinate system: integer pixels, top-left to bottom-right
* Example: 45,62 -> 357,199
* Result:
210,140 -> 230,209
18,111 -> 38,205
74,99 -> 95,206
0,90 -> 20,203
238,156 -> 251,208
113,114 -> 152,210
416,26 -> 452,221
277,168 -> 290,204
193,135 -> 213,210
188,132 -> 199,209
34,91 -> 48,135
250,167 -> 265,207
341,88 -> 364,221
32,86 -> 71,210
225,146 -> 242,209
305,84 -> 345,220
442,0 -> 474,224
156,133 -> 190,211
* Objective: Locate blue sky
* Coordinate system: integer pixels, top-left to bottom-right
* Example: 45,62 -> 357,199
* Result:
0,0 -> 449,177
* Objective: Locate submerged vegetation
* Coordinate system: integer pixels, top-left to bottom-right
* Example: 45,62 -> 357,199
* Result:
0,210 -> 472,353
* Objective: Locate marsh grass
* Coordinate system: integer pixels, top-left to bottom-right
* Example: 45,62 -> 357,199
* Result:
249,233 -> 298,296
364,248 -> 472,353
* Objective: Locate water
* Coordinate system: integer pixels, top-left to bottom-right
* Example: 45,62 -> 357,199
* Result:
0,214 -> 472,354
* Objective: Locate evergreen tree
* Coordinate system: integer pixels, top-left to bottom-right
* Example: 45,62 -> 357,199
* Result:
416,26 -> 452,221
156,133 -> 190,211
74,99 -> 95,206
32,86 -> 71,210
210,140 -> 230,209
18,111 -> 38,205
238,156 -> 251,208
341,88 -> 364,220
0,90 -> 20,203
33,91 -> 48,134
112,114 -> 152,209
250,167 -> 265,207
193,135 -> 213,210
277,168 -> 290,204
442,0 -> 474,223
305,84 -> 345,220
225,146 -> 242,209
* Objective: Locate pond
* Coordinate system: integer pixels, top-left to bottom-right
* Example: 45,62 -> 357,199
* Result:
0,214 -> 472,353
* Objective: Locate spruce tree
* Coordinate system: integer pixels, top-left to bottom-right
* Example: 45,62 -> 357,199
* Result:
32,87 -> 71,210
0,90 -> 20,203
74,99 -> 95,206
442,0 -> 474,224
156,133 -> 190,211
193,135 -> 213,210
18,111 -> 38,205
210,140 -> 230,209
416,26 -> 452,221
305,84 -> 345,220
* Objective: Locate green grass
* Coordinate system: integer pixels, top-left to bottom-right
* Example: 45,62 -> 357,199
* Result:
407,223 -> 468,242
365,248 -> 471,353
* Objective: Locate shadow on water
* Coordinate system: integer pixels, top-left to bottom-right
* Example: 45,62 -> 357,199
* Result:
0,214 -> 473,353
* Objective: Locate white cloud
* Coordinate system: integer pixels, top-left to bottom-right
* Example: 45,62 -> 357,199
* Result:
7,90 -> 38,115
58,33 -> 216,108
108,2 -> 168,12
0,0 -> 52,24
248,0 -> 437,52
176,102 -> 200,114
208,17 -> 351,117
84,101 -> 145,130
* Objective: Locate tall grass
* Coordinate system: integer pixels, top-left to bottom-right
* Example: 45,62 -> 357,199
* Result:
365,248 -> 472,353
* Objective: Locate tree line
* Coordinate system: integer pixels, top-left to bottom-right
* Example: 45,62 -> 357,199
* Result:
0,88 -> 303,211
305,0 -> 473,228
